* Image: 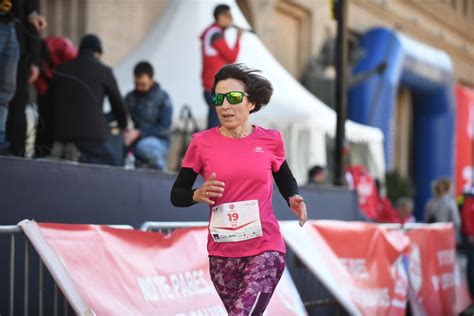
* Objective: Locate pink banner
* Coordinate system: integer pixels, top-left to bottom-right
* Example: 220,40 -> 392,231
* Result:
281,221 -> 410,316
37,223 -> 306,315
455,85 -> 474,196
405,224 -> 471,315
281,221 -> 471,315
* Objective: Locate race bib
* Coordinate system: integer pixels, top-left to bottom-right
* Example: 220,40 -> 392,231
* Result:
210,200 -> 263,243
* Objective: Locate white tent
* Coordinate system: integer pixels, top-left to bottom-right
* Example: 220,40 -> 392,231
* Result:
114,0 -> 385,183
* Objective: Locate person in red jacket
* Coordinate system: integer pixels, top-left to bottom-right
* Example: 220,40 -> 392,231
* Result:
201,4 -> 243,129
374,179 -> 398,223
34,36 -> 78,157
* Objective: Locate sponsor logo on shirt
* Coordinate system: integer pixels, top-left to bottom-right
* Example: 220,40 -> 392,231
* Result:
253,146 -> 264,153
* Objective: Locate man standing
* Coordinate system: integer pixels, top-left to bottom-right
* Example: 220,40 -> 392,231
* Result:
124,61 -> 172,170
47,34 -> 128,165
6,0 -> 46,156
0,0 -> 45,154
200,4 -> 243,128
0,0 -> 19,154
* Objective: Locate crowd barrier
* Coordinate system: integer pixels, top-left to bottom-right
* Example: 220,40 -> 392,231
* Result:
0,221 -> 133,316
0,221 -> 90,316
2,220 -> 307,315
281,221 -> 471,316
141,221 -> 345,315
1,220 -> 471,315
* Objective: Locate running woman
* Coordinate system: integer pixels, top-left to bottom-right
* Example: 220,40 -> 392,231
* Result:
170,64 -> 308,315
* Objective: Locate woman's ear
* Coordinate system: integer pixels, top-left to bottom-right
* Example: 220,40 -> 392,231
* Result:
248,102 -> 256,112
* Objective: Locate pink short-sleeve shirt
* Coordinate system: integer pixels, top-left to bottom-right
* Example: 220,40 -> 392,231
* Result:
181,126 -> 287,257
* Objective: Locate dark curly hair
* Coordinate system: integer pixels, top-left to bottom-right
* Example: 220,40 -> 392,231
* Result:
134,61 -> 154,78
211,64 -> 273,114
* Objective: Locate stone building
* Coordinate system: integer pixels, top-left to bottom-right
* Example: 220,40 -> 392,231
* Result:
40,0 -> 474,85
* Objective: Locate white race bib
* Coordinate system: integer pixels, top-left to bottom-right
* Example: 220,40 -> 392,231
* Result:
210,200 -> 263,243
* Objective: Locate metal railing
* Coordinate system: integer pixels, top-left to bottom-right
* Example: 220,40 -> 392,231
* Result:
0,225 -> 22,316
0,221 -> 96,316
0,224 -> 74,316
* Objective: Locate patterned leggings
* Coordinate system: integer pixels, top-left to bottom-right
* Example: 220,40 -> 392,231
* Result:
209,251 -> 286,316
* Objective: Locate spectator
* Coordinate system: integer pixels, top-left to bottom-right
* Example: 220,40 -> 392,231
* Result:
34,36 -> 78,157
5,0 -> 45,156
47,34 -> 128,165
200,4 -> 243,129
424,178 -> 461,229
124,61 -> 173,170
346,164 -> 379,219
393,197 -> 416,225
307,165 -> 327,184
0,0 -> 43,154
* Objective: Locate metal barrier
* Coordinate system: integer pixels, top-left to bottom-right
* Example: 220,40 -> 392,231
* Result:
0,225 -> 23,316
0,223 -> 74,316
0,221 -> 97,316
1,220 -> 345,315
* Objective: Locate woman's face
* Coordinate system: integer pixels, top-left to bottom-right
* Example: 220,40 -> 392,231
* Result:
214,79 -> 255,130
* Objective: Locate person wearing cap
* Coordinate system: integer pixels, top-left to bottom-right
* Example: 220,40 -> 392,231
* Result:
46,34 -> 128,165
200,4 -> 244,129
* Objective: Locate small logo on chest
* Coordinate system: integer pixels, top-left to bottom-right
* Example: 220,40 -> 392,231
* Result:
253,146 -> 264,153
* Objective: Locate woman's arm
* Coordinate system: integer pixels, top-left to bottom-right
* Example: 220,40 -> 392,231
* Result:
272,161 -> 299,205
170,169 -> 225,207
273,160 -> 308,226
170,167 -> 199,207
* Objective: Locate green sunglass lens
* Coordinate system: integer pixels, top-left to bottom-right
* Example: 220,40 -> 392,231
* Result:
212,94 -> 224,106
227,92 -> 243,104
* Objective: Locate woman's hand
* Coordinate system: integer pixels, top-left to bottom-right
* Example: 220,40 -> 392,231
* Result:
193,172 -> 225,205
289,195 -> 308,227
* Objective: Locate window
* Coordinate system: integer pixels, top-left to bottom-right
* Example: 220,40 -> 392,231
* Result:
273,1 -> 312,78
41,0 -> 88,44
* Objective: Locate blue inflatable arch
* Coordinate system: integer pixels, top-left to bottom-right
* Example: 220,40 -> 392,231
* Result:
348,28 -> 455,219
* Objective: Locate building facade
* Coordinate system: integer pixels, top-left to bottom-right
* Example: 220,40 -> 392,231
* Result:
41,1 -> 473,85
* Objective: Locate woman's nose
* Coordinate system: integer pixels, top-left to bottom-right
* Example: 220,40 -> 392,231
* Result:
221,99 -> 231,109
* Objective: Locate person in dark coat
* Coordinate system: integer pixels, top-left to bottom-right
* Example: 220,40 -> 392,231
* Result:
47,34 -> 128,165
34,36 -> 77,157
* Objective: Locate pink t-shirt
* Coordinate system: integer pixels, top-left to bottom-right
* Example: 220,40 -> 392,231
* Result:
181,126 -> 287,258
